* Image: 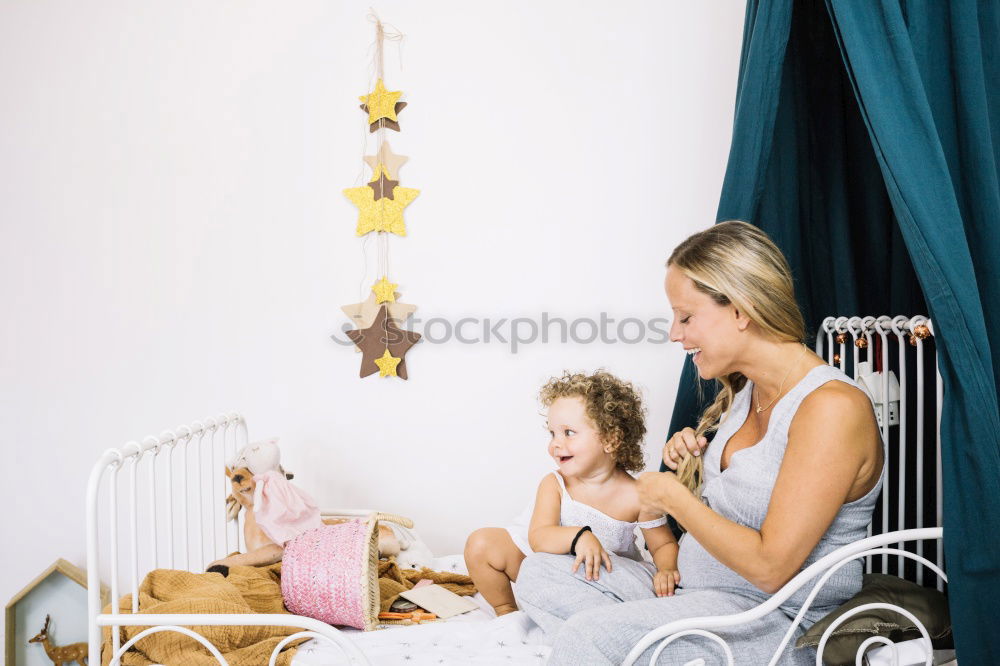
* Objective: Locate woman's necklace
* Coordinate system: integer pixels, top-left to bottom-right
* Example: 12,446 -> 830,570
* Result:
755,343 -> 809,414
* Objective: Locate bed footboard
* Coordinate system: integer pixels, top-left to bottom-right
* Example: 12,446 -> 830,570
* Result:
95,613 -> 369,666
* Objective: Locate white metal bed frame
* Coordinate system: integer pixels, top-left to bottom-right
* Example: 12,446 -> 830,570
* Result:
87,314 -> 947,666
85,415 -> 371,665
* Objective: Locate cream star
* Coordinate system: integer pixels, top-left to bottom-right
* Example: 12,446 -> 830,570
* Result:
343,179 -> 419,237
374,349 -> 402,377
359,79 -> 402,124
372,277 -> 398,303
364,141 -> 409,180
341,291 -> 416,329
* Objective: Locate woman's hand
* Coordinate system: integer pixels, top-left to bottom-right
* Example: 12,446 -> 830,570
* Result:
637,471 -> 688,515
571,531 -> 612,581
663,427 -> 708,470
653,568 -> 682,597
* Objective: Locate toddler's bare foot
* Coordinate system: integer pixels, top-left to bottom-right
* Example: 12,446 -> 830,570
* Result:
493,603 -> 518,616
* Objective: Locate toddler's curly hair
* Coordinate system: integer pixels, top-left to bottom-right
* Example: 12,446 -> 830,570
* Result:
539,370 -> 647,473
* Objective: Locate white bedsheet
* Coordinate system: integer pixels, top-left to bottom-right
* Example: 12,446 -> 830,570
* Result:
291,553 -> 551,666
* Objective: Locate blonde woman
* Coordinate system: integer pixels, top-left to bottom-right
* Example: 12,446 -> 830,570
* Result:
514,222 -> 885,665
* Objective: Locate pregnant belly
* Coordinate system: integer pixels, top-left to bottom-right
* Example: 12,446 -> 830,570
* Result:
676,533 -> 760,594
676,533 -> 864,613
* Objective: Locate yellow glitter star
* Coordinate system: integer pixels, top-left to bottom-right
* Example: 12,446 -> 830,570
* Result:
374,349 -> 402,377
343,176 -> 419,236
359,79 -> 403,124
372,277 -> 398,303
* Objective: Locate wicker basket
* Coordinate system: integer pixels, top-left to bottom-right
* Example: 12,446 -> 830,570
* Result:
280,512 -> 412,631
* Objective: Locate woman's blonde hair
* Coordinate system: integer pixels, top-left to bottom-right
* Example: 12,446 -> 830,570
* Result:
667,221 -> 806,494
540,370 -> 647,473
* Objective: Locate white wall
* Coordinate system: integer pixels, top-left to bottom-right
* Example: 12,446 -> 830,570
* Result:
0,0 -> 744,637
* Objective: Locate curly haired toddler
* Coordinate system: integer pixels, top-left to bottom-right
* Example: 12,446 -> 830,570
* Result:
464,370 -> 680,616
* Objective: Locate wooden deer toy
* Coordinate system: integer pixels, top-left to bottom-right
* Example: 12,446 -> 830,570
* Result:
28,614 -> 88,665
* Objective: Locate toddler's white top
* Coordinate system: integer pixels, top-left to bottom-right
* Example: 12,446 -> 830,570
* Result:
506,471 -> 667,561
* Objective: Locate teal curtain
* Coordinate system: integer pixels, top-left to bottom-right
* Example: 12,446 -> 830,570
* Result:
664,0 -> 1000,660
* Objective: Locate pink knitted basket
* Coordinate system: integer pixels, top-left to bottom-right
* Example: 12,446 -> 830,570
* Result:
281,517 -> 380,630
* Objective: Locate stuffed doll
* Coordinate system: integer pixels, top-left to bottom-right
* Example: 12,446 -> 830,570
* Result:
208,439 -> 400,572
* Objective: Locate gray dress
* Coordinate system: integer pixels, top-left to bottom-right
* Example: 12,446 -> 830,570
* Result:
515,364 -> 884,665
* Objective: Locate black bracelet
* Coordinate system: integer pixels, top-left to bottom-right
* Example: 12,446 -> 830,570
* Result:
569,526 -> 592,556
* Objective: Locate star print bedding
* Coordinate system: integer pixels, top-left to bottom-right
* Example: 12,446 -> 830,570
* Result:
291,553 -> 551,666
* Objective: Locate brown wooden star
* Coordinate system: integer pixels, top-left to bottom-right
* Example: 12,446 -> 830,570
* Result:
367,169 -> 399,201
346,305 -> 421,379
360,102 -> 407,132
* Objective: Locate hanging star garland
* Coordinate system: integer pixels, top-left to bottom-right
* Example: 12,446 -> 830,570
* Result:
339,19 -> 422,381
346,305 -> 421,379
359,79 -> 403,124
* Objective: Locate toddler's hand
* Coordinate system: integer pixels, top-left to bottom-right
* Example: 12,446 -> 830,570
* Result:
571,531 -> 612,581
653,568 -> 681,597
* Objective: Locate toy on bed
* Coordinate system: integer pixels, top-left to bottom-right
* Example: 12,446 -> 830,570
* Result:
207,438 -> 400,572
281,514 -> 478,631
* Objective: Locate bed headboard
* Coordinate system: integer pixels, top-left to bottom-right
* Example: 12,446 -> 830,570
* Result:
816,315 -> 943,591
86,412 -> 249,654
